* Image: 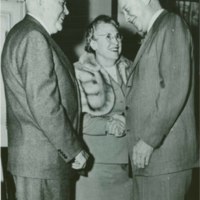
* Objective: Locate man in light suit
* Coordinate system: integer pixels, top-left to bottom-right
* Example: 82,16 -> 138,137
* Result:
118,0 -> 199,199
1,0 -> 88,199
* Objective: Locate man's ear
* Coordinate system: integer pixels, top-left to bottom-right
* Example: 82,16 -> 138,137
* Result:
142,0 -> 151,5
90,40 -> 97,51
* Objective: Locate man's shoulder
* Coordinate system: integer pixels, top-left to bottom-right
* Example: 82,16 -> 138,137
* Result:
7,16 -> 48,43
160,11 -> 189,31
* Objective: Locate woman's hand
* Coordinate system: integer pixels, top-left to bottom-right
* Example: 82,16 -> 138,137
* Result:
106,114 -> 126,137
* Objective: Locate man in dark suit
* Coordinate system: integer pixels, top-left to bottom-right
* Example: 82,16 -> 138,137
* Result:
1,0 -> 88,199
118,0 -> 199,199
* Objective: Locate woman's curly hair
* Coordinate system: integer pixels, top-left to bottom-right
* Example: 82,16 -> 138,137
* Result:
85,15 -> 120,53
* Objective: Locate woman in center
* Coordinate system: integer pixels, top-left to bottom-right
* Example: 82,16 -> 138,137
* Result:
74,15 -> 132,200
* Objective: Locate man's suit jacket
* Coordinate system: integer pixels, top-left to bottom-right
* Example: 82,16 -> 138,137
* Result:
126,11 -> 198,176
1,15 -> 82,179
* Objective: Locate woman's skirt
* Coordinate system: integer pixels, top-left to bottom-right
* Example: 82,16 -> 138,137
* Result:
75,163 -> 133,200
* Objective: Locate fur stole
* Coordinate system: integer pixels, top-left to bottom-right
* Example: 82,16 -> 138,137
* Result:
74,52 -> 131,116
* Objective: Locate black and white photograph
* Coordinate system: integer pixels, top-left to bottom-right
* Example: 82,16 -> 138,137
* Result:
0,0 -> 199,199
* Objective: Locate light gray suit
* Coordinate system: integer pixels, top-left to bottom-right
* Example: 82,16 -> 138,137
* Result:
125,11 -> 199,200
1,15 -> 82,199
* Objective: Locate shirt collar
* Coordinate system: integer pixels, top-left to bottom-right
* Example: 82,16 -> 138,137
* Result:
147,9 -> 164,32
27,12 -> 51,35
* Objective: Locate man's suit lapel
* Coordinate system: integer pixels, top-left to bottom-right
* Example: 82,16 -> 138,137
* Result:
49,37 -> 76,79
125,31 -> 153,96
126,10 -> 168,91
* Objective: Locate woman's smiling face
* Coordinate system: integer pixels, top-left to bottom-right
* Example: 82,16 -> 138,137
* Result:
91,22 -> 122,62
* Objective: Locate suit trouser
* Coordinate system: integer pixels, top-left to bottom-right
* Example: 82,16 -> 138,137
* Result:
133,169 -> 192,200
12,175 -> 70,200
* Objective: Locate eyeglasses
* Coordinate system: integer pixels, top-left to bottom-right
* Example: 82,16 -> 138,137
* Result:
94,33 -> 123,42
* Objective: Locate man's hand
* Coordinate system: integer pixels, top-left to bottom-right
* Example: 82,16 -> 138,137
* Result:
72,150 -> 89,170
132,140 -> 153,168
